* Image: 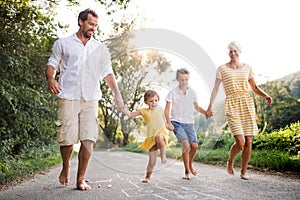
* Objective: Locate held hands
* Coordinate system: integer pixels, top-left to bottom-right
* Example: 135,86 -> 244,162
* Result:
205,110 -> 213,119
114,94 -> 125,111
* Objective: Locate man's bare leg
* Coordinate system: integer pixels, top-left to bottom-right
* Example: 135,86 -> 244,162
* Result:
77,140 -> 93,190
189,142 -> 198,176
59,145 -> 73,185
181,140 -> 191,180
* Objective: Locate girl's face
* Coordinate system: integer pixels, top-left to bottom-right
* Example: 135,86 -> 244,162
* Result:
176,73 -> 190,88
145,95 -> 159,109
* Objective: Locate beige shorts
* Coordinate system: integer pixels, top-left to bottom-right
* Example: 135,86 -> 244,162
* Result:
56,98 -> 99,146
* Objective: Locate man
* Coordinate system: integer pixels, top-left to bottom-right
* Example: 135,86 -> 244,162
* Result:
45,8 -> 124,190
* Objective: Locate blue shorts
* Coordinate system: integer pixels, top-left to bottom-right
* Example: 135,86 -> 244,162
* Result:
171,121 -> 198,143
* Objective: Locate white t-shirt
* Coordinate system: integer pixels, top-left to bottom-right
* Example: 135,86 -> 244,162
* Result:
47,34 -> 113,101
165,86 -> 198,124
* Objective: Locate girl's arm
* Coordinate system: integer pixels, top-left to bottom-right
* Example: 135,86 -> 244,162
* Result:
122,108 -> 141,118
248,78 -> 272,104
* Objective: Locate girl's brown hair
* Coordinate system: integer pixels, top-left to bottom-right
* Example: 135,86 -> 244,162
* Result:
144,90 -> 159,102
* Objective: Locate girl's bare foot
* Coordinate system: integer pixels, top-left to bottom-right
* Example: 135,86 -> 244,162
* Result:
142,177 -> 150,183
161,155 -> 167,164
227,161 -> 234,175
59,167 -> 70,186
77,180 -> 91,190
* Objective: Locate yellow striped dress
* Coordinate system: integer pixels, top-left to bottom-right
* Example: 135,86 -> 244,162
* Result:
138,106 -> 168,150
217,64 -> 258,136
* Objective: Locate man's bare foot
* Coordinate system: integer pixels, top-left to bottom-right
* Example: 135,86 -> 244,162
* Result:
77,180 -> 91,190
190,166 -> 197,176
227,161 -> 234,175
59,167 -> 70,186
161,155 -> 167,164
142,177 -> 150,183
182,173 -> 190,180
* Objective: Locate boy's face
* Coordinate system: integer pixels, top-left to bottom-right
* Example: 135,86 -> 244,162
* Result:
176,73 -> 190,88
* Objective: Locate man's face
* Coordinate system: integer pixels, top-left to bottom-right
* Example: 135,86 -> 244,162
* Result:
79,14 -> 98,39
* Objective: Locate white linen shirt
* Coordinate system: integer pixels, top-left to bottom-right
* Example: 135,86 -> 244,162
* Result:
47,34 -> 113,101
165,86 -> 199,124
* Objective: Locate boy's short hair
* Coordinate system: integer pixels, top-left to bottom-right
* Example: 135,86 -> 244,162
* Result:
144,90 -> 159,102
176,68 -> 190,78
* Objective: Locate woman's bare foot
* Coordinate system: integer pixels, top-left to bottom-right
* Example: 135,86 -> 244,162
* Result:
226,161 -> 234,175
142,177 -> 150,183
59,167 -> 70,186
190,165 -> 197,176
77,180 -> 91,190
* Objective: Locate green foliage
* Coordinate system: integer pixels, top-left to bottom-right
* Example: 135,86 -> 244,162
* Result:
0,144 -> 61,187
253,121 -> 300,155
254,72 -> 300,131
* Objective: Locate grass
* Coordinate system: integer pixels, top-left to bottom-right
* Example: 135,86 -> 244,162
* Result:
0,144 -> 62,190
119,143 -> 300,173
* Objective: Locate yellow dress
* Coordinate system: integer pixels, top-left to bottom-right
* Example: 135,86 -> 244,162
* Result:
217,64 -> 258,136
138,105 -> 168,150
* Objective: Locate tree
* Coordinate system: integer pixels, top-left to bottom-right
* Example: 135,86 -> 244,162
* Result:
97,21 -> 172,146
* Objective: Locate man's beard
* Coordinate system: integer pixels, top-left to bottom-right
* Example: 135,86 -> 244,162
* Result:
83,30 -> 92,39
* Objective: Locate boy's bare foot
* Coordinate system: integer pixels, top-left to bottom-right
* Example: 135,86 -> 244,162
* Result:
240,174 -> 250,180
226,161 -> 234,175
182,173 -> 190,180
142,177 -> 150,183
59,167 -> 70,186
77,180 -> 91,190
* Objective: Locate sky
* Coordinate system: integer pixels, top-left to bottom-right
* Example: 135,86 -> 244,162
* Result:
56,0 -> 300,105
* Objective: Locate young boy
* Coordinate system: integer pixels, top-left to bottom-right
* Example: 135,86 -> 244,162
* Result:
165,68 -> 206,180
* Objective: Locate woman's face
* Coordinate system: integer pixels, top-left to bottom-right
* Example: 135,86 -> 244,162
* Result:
228,48 -> 240,60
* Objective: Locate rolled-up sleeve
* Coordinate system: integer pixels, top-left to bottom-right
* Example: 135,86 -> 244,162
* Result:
47,40 -> 62,69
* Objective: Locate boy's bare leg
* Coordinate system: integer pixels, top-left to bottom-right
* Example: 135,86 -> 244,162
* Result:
156,135 -> 167,163
59,145 -> 73,185
142,150 -> 157,183
189,142 -> 198,176
77,140 -> 93,190
181,140 -> 191,180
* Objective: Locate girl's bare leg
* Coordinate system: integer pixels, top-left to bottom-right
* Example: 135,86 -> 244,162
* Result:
142,149 -> 157,183
156,135 -> 167,163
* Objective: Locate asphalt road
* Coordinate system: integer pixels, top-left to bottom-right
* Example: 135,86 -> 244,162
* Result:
0,151 -> 299,200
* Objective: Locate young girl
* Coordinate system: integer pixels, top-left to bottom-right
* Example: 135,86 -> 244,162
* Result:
122,90 -> 173,183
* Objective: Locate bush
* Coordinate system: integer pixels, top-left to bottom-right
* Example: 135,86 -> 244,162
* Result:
253,121 -> 300,154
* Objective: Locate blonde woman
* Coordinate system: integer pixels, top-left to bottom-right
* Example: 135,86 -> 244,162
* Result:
206,42 -> 272,180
